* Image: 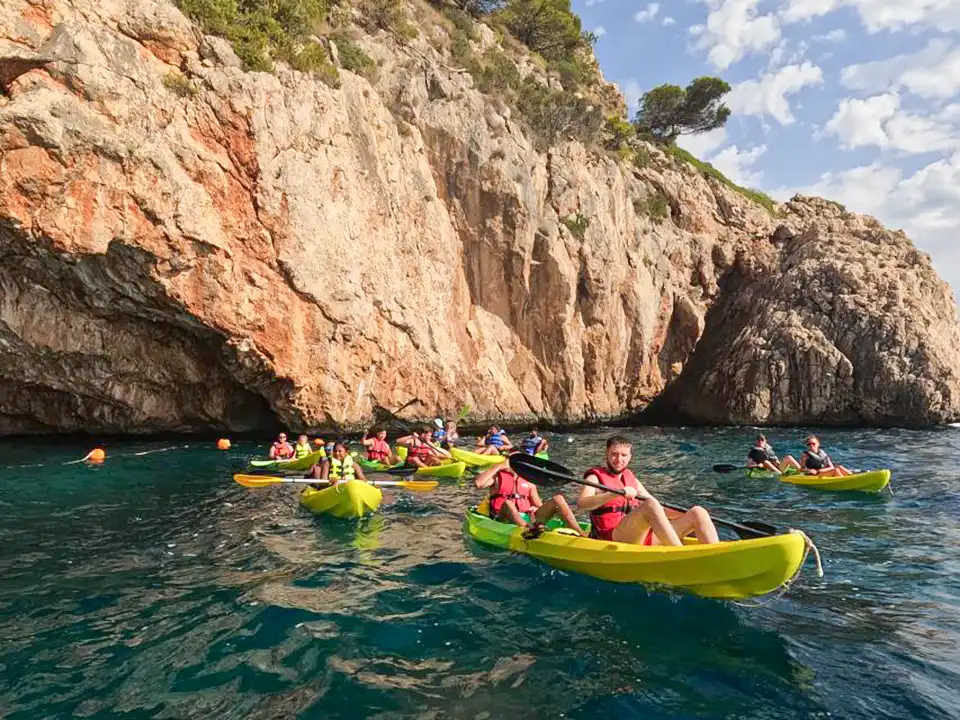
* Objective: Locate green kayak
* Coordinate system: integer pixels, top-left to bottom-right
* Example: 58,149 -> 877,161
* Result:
357,457 -> 467,479
249,450 -> 323,471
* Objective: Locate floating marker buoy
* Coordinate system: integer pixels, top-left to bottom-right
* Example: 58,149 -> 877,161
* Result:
217,438 -> 231,450
88,448 -> 106,463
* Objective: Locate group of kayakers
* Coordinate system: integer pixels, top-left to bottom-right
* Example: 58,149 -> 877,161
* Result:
263,422 -> 550,483
746,434 -> 852,477
262,425 -> 719,547
261,426 -> 855,548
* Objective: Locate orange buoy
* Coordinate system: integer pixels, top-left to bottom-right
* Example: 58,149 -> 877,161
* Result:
88,448 -> 106,463
217,438 -> 231,450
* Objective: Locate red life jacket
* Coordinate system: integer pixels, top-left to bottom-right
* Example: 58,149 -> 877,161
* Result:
408,440 -> 432,460
488,469 -> 534,516
586,465 -> 641,541
368,438 -> 390,461
273,442 -> 294,459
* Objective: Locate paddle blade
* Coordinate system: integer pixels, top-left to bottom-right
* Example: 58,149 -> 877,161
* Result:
509,453 -> 576,486
393,480 -> 438,492
712,464 -> 743,473
234,473 -> 286,487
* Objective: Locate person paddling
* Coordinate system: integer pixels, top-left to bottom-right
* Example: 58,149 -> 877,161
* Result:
520,429 -> 549,456
746,434 -> 780,473
293,434 -> 313,460
361,427 -> 398,466
476,425 -> 513,455
475,458 -> 586,539
268,433 -> 295,460
397,428 -> 451,467
577,435 -> 720,546
781,435 -> 852,477
308,440 -> 368,486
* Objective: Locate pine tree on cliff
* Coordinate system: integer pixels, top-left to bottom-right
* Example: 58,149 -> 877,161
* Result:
634,77 -> 731,145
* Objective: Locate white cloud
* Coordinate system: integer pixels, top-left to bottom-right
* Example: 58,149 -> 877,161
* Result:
767,38 -> 809,71
823,93 -> 900,149
662,16 -> 676,25
727,62 -> 824,124
823,94 -> 960,153
781,0 -> 960,32
585,0 -> 605,6
780,0 -> 842,24
814,28 -> 846,41
693,0 -> 781,70
594,25 -> 606,37
840,39 -> 960,100
677,127 -> 729,158
711,144 -> 767,187
635,3 -> 659,22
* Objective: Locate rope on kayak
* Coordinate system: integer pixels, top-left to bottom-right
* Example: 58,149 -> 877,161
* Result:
794,529 -> 824,578
732,529 -> 823,608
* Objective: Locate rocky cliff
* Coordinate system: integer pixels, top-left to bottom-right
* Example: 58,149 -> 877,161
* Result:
1,0 -> 958,435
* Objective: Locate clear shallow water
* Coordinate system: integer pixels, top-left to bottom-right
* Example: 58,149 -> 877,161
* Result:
1,427 -> 959,719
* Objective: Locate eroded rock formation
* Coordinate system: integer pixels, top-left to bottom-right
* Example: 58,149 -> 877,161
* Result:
1,0 -> 958,434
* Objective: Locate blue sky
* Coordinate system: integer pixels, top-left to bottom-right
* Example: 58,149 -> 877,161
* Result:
572,0 -> 960,303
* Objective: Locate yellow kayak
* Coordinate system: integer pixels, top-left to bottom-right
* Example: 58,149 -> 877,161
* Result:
463,507 -> 808,600
747,468 -> 891,492
450,447 -> 506,468
412,461 -> 466,478
299,480 -> 383,518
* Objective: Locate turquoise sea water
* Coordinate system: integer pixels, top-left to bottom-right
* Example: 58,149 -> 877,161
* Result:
1,427 -> 959,719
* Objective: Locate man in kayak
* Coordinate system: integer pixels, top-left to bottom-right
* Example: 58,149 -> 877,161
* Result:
361,427 -> 399,466
577,435 -> 720,546
397,428 -> 451,467
781,435 -> 852,477
268,433 -> 295,460
293,434 -> 313,460
476,425 -> 513,455
475,459 -> 586,538
520,429 -> 549,456
308,440 -> 368,485
746,434 -> 780,473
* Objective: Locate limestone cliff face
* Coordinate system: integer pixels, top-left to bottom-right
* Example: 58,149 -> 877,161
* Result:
1,0 -> 958,434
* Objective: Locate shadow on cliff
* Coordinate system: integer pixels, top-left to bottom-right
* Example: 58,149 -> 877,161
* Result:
0,220 -> 282,435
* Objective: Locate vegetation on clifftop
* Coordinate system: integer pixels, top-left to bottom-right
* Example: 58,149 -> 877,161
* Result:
174,0 -> 776,213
